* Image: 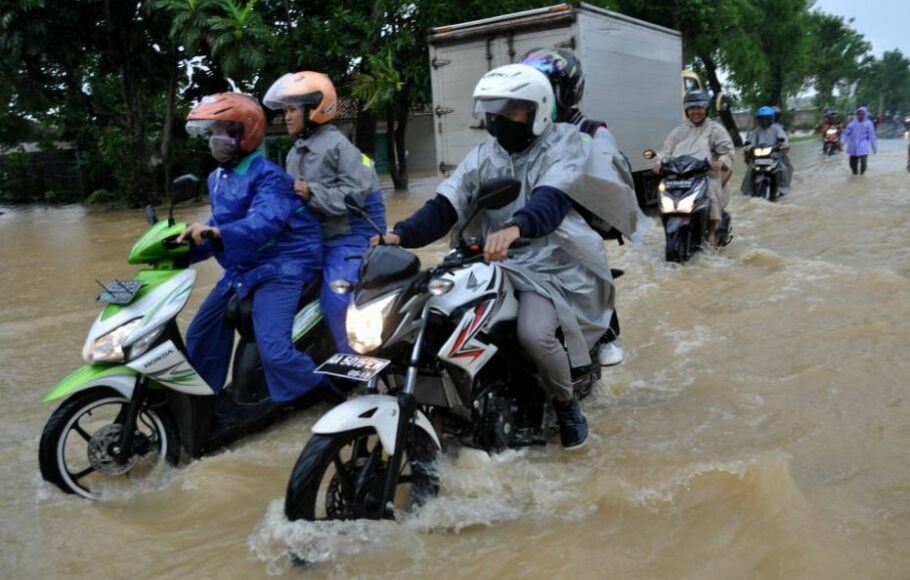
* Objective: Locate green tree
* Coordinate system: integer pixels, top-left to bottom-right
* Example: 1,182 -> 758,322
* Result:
613,0 -> 760,146
856,50 -> 910,114
727,0 -> 814,110
208,0 -> 272,88
805,12 -> 871,108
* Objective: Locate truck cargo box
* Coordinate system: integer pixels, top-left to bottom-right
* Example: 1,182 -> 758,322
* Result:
428,3 -> 685,206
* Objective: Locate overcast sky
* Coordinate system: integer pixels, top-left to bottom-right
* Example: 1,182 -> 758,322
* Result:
814,0 -> 910,57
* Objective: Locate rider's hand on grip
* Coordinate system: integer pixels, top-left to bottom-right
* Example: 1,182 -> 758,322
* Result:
177,223 -> 220,245
484,225 -> 521,263
370,232 -> 401,247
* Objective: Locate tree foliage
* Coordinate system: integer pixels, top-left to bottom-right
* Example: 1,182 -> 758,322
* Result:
3,0 -> 910,203
805,12 -> 871,107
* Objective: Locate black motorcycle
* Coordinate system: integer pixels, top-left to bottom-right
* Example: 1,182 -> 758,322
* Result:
746,143 -> 786,202
644,150 -> 732,263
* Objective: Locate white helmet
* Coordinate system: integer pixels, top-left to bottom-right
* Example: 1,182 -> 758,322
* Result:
473,64 -> 554,136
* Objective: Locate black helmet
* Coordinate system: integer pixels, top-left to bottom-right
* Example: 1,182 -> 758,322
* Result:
519,48 -> 585,110
683,89 -> 711,111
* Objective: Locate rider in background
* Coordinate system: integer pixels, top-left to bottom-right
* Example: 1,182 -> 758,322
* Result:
655,90 -> 735,246
178,92 -> 326,402
263,71 -> 387,355
820,109 -> 844,147
741,106 -> 791,196
520,47 -> 627,368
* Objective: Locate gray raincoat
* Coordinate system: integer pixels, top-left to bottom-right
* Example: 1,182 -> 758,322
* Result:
570,126 -> 650,242
658,118 -> 735,221
741,123 -> 792,196
285,124 -> 381,240
438,123 -> 614,367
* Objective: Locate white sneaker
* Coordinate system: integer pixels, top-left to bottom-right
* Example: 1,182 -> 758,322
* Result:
598,339 -> 624,366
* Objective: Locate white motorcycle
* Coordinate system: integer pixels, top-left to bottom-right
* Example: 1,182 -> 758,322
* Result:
283,180 -> 603,521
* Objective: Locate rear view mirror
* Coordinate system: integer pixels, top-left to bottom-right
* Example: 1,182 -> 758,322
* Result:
713,92 -> 728,113
171,174 -> 201,204
476,178 -> 521,210
642,149 -> 656,159
168,174 -> 201,225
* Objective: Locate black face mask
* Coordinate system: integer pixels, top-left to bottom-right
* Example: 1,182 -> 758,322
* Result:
486,113 -> 535,154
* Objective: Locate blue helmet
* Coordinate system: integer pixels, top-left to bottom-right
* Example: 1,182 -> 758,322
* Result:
756,106 -> 775,118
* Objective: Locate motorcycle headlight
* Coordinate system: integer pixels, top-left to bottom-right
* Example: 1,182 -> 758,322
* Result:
82,318 -> 142,364
754,147 -> 772,157
826,129 -> 837,135
346,292 -> 400,354
659,193 -> 676,214
675,191 -> 700,214
658,180 -> 667,193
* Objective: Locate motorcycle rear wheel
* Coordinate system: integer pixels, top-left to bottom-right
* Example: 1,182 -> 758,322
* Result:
284,428 -> 438,522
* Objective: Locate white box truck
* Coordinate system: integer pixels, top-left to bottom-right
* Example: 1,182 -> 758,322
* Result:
428,2 -> 692,206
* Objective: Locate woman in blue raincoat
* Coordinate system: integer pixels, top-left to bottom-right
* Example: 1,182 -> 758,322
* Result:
178,92 -> 326,402
841,106 -> 878,175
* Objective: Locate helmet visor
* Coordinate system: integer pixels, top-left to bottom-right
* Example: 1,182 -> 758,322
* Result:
473,98 -> 537,121
185,119 -> 242,138
262,80 -> 323,110
520,51 -> 562,73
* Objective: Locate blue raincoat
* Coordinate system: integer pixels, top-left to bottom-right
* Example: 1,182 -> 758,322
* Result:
186,151 -> 326,402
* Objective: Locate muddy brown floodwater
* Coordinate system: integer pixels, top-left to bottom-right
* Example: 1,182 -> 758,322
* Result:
2,140 -> 910,579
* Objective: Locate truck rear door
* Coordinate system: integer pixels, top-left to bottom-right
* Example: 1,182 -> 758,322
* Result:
429,39 -> 491,174
430,26 -> 573,174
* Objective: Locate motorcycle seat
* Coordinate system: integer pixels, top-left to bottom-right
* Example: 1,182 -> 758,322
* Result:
225,276 -> 323,332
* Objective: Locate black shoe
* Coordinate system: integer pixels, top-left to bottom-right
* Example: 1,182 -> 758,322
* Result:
552,398 -> 588,450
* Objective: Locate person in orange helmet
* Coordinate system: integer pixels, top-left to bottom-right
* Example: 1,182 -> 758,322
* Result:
264,72 -> 387,355
177,92 -> 329,403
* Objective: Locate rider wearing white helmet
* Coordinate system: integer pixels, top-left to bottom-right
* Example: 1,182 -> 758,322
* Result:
374,64 -> 616,449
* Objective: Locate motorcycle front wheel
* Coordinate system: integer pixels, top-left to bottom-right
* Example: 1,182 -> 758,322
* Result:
665,228 -> 691,263
39,388 -> 180,499
284,428 -> 438,522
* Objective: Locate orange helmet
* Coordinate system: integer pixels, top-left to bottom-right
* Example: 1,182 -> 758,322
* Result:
263,71 -> 338,124
185,92 -> 265,153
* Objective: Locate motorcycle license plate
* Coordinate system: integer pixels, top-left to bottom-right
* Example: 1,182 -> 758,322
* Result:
664,179 -> 693,189
97,279 -> 143,304
317,353 -> 391,382
753,158 -> 774,166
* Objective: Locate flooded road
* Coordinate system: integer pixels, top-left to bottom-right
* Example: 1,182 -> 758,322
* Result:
2,139 -> 909,578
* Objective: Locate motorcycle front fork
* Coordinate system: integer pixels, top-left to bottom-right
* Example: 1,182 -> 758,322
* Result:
380,301 -> 431,515
115,374 -> 149,464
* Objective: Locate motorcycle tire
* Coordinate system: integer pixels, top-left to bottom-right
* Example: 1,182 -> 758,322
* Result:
39,387 -> 180,499
285,428 -> 438,522
769,182 -> 780,203
666,228 -> 690,263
